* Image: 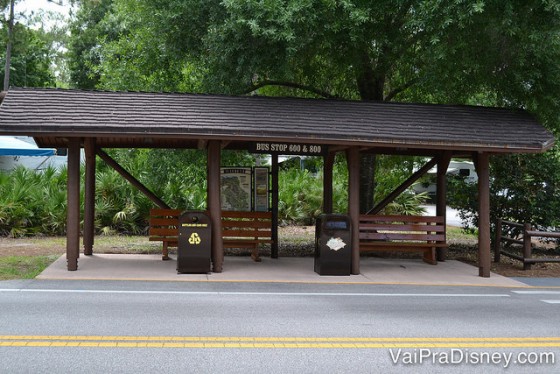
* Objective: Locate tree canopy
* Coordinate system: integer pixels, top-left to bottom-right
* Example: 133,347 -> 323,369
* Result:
1,0 -> 70,88
67,0 -> 560,214
42,1 -> 560,228
71,0 -> 559,130
1,6 -> 56,88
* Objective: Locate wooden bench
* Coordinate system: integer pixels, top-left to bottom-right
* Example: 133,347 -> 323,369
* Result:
359,215 -> 447,265
221,211 -> 273,262
149,209 -> 273,261
149,209 -> 181,260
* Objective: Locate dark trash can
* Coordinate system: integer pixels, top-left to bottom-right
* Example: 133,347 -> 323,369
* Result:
177,211 -> 212,273
314,214 -> 352,275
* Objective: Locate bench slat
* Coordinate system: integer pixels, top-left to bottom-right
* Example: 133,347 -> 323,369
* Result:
149,237 -> 178,244
150,217 -> 180,226
360,233 -> 446,241
222,211 -> 272,219
221,220 -> 271,229
150,209 -> 181,217
223,229 -> 271,238
360,245 -> 447,253
224,239 -> 273,246
149,227 -> 179,236
359,223 -> 445,232
360,241 -> 447,248
360,215 -> 444,224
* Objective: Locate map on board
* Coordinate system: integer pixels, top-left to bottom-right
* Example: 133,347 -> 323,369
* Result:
221,168 -> 251,211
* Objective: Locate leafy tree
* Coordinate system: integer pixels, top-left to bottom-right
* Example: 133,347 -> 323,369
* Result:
28,8 -> 71,87
67,0 -> 113,89
448,145 -> 560,235
0,19 -> 55,87
74,0 -> 560,213
66,0 -> 560,224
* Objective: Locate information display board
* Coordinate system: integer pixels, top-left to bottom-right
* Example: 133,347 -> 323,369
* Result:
220,168 -> 252,211
254,167 -> 269,212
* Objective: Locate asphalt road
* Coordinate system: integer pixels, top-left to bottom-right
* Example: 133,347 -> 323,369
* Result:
1,279 -> 560,373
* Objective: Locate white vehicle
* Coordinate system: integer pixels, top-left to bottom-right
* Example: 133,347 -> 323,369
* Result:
0,136 -> 66,171
413,160 -> 478,197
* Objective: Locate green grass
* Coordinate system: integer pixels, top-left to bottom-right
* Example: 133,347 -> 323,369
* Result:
0,255 -> 60,280
447,226 -> 478,241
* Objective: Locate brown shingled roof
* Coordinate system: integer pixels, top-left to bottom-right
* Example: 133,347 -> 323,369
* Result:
0,87 -> 554,153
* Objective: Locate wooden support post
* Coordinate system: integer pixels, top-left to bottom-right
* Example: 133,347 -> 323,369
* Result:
271,154 -> 279,259
66,139 -> 81,271
83,138 -> 96,256
436,151 -> 452,261
476,152 -> 491,277
323,151 -> 335,214
207,140 -> 224,272
347,147 -> 360,275
494,218 -> 502,263
523,223 -> 532,270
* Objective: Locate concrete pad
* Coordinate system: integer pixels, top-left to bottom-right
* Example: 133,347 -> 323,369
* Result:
37,254 -> 528,288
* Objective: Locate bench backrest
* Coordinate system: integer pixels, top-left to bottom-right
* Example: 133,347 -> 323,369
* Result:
221,211 -> 272,240
359,215 -> 446,243
149,209 -> 181,239
149,209 -> 272,239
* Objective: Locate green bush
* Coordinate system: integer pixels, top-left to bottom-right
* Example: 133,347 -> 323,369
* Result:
447,145 -> 560,236
0,151 -> 429,236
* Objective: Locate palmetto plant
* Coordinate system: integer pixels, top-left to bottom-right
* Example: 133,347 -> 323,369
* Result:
0,151 -> 428,236
278,168 -> 323,225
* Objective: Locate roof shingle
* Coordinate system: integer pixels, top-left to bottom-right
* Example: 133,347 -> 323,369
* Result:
0,88 -> 554,153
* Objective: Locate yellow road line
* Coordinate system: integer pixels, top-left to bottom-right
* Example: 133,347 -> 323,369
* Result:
1,335 -> 560,349
2,341 -> 560,349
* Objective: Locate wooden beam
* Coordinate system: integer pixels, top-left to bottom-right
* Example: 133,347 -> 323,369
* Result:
347,147 -> 360,275
323,151 -> 336,214
96,148 -> 170,209
207,140 -> 224,272
360,148 -> 446,157
476,152 -> 491,277
197,139 -> 208,150
436,151 -> 452,261
328,145 -> 348,153
367,157 -> 438,215
66,139 -> 81,271
271,154 -> 279,258
83,138 -> 96,256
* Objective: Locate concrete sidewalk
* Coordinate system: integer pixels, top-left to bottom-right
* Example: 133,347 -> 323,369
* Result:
37,254 -> 528,288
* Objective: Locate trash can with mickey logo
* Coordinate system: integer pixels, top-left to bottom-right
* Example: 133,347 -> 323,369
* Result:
314,214 -> 352,275
177,211 -> 212,273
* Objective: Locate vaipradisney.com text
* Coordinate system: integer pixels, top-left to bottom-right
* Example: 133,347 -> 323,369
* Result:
389,348 -> 556,368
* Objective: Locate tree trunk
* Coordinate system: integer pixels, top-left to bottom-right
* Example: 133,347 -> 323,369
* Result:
355,54 -> 386,213
359,153 -> 376,214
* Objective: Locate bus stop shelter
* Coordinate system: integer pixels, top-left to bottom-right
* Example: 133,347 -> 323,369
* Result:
0,88 -> 555,277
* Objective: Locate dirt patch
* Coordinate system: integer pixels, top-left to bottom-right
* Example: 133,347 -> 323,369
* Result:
0,237 -> 65,257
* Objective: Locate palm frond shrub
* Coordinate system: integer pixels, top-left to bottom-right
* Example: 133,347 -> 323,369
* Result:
278,168 -> 323,225
0,149 -> 430,237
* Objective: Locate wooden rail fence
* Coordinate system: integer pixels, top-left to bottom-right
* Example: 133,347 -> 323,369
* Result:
494,218 -> 560,270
